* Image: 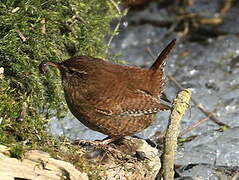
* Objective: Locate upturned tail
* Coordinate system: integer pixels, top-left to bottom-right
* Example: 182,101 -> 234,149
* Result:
150,39 -> 176,71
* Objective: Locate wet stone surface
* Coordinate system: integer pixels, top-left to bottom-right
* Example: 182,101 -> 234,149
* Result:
49,1 -> 239,179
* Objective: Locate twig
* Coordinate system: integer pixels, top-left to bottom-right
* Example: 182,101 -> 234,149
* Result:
195,104 -> 229,127
158,89 -> 191,180
106,0 -> 124,54
219,0 -> 233,16
0,67 -> 4,80
146,47 -> 155,60
11,7 -> 20,13
40,18 -> 46,34
168,74 -> 230,128
110,0 -> 121,14
179,112 -> 214,137
16,30 -> 26,42
198,17 -> 222,25
106,22 -> 121,53
17,102 -> 28,121
178,21 -> 189,38
153,110 -> 215,140
231,172 -> 239,180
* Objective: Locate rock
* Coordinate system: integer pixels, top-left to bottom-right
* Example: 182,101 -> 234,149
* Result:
97,137 -> 161,179
0,147 -> 88,180
0,137 -> 161,180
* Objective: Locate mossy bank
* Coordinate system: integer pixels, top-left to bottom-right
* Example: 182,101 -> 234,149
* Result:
0,0 -> 121,178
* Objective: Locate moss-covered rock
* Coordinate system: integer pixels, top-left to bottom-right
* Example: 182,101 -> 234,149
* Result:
0,137 -> 161,180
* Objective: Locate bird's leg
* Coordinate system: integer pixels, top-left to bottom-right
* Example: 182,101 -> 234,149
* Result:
72,136 -> 122,146
72,137 -> 123,155
160,92 -> 172,104
100,136 -> 123,145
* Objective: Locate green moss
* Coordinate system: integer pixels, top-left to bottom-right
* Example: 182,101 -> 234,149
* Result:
9,144 -> 25,159
0,1 -> 122,175
60,147 -> 105,180
0,0 -> 121,116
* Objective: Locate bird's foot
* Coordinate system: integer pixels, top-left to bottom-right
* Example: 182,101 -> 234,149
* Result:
72,136 -> 121,146
72,137 -> 123,154
72,137 -> 150,162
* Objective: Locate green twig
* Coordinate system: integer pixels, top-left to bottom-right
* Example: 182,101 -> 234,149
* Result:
158,89 -> 191,180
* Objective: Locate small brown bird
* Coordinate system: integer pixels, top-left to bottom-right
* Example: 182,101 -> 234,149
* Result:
40,39 -> 176,143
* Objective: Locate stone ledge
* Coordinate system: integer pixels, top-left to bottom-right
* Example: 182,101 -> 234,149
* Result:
0,138 -> 160,180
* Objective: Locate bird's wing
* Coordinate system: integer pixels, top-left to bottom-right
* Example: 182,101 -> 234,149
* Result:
94,85 -> 171,117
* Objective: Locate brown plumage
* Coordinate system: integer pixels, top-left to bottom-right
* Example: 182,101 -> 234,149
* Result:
39,39 -> 176,139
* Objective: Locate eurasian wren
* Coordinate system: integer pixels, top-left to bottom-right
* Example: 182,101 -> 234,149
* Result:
39,39 -> 176,141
